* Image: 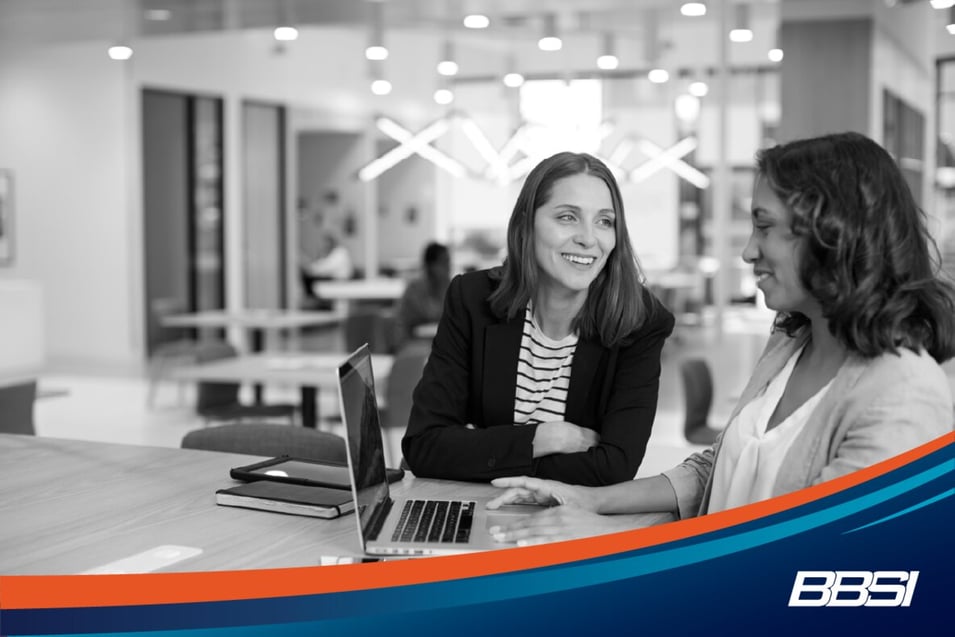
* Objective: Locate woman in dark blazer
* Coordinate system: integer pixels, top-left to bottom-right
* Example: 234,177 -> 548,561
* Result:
401,152 -> 674,486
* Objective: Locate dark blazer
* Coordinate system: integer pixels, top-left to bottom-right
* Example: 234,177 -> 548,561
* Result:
401,269 -> 675,486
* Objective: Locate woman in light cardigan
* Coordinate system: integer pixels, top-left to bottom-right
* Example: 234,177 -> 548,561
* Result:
486,132 -> 955,544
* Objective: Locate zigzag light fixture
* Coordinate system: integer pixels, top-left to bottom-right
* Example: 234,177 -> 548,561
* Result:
358,117 -> 466,181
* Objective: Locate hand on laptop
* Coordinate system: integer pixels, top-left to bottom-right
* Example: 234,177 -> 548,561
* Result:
486,476 -> 593,509
487,505 -> 627,546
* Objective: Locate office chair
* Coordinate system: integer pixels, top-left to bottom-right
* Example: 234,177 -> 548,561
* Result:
381,342 -> 430,469
679,358 -> 722,445
0,380 -> 37,435
194,340 -> 298,426
181,423 -> 347,463
344,310 -> 397,354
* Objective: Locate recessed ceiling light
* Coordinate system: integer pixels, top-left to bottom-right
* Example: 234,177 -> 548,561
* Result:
437,60 -> 459,76
597,54 -> 619,70
538,36 -> 562,51
729,28 -> 753,42
108,45 -> 133,60
648,68 -> 669,84
370,79 -> 392,95
503,72 -> 524,88
365,45 -> 388,60
688,81 -> 709,97
273,26 -> 298,41
768,48 -> 784,62
463,14 -> 489,29
680,3 -> 707,17
434,89 -> 454,105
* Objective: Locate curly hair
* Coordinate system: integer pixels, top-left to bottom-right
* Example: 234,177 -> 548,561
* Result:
756,132 -> 955,362
488,151 -> 656,347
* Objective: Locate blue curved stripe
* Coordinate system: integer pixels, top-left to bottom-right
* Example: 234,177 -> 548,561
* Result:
844,487 -> 953,534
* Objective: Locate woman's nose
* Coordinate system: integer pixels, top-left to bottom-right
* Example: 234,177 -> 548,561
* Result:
574,225 -> 595,246
741,232 -> 759,263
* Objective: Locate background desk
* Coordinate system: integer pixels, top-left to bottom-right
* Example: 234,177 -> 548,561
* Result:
169,353 -> 394,429
313,279 -> 406,315
0,435 -> 672,575
162,309 -> 341,352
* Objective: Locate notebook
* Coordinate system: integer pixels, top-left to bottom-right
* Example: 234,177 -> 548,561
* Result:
337,344 -> 536,557
215,480 -> 354,519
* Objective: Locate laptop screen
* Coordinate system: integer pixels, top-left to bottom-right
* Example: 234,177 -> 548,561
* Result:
338,345 -> 390,541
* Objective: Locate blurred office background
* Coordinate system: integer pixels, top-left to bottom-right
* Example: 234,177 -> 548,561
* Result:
1,0 -> 954,467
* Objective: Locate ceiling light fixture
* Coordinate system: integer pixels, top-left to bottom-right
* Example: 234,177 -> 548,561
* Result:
644,10 -> 667,84
538,14 -> 562,51
370,79 -> 392,95
358,117 -> 466,181
503,72 -> 525,88
107,45 -> 133,60
768,48 -> 784,62
437,40 -> 458,76
434,88 -> 454,105
365,0 -> 389,60
463,14 -> 490,29
931,1 -> 955,9
273,26 -> 298,41
688,80 -> 709,97
680,3 -> 707,17
596,33 -> 619,70
729,4 -> 754,42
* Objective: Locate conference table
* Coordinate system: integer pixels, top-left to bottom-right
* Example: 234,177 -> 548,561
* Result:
0,435 -> 673,575
169,352 -> 394,429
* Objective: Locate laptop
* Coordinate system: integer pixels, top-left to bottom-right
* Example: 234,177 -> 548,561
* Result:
337,344 -> 536,557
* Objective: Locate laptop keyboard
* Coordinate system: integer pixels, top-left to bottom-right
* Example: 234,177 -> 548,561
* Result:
392,499 -> 475,544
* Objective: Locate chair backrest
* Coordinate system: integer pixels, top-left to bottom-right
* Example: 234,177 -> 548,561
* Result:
0,380 -> 37,435
679,358 -> 713,431
344,310 -> 396,354
382,342 -> 429,432
195,340 -> 241,412
181,423 -> 347,463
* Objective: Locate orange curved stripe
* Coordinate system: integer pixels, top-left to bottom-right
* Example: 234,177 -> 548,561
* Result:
1,432 -> 950,610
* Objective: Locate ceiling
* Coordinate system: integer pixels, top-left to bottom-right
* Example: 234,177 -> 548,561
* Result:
0,0 -> 779,47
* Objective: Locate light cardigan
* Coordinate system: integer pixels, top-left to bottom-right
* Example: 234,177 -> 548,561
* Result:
662,328 -> 954,519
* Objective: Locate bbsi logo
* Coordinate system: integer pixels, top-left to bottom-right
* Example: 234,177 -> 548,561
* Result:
788,571 -> 919,607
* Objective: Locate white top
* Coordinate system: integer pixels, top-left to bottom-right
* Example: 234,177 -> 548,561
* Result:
306,245 -> 353,280
708,345 -> 834,513
512,306 -> 577,426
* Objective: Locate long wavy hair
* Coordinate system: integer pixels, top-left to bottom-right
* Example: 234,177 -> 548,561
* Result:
757,132 -> 955,362
488,151 -> 655,347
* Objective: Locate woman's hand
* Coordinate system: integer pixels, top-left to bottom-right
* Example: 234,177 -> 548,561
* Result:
487,505 -> 627,546
532,421 -> 600,457
487,475 -> 595,510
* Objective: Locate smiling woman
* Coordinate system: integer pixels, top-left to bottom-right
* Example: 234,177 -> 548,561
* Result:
401,152 -> 675,486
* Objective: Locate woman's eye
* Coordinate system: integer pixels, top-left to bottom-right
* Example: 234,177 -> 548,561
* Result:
597,217 -> 615,228
558,213 -> 576,222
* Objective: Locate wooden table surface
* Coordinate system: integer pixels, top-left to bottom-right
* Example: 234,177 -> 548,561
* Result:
0,435 -> 672,575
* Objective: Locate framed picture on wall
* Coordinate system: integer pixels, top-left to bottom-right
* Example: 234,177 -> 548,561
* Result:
0,170 -> 13,266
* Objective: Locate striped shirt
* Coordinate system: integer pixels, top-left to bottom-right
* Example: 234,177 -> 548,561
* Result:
513,306 -> 578,426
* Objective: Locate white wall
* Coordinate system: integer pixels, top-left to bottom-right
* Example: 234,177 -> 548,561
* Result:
0,42 -> 134,373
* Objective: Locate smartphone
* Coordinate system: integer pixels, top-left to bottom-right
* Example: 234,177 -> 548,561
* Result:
230,455 -> 404,489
